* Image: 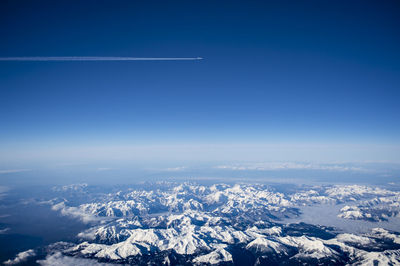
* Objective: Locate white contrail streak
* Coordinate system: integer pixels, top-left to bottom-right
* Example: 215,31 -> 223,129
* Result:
0,56 -> 203,61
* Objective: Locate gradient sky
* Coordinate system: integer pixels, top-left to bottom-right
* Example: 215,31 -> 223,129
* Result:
0,0 -> 399,164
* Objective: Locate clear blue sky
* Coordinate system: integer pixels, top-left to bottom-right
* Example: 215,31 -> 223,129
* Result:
0,0 -> 399,163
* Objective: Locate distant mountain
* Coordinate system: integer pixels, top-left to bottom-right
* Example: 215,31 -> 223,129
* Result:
9,182 -> 400,265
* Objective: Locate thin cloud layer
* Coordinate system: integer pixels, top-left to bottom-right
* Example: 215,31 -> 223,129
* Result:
215,162 -> 367,172
0,169 -> 31,174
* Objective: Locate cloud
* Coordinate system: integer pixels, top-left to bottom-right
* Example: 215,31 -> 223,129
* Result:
3,249 -> 36,265
0,56 -> 202,61
51,202 -> 98,223
0,186 -> 9,200
0,169 -> 31,174
0,228 -> 10,234
215,162 -> 367,172
37,252 -> 112,266
164,166 -> 187,172
96,167 -> 113,171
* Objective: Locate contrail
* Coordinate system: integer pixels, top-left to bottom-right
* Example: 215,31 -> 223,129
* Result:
0,56 -> 203,61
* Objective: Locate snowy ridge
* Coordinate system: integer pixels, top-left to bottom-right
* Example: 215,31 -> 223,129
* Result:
43,182 -> 400,265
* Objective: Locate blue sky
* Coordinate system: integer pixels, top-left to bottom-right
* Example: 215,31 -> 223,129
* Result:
0,0 -> 399,164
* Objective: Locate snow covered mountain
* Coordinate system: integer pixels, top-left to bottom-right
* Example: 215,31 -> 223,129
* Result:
7,182 -> 400,265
